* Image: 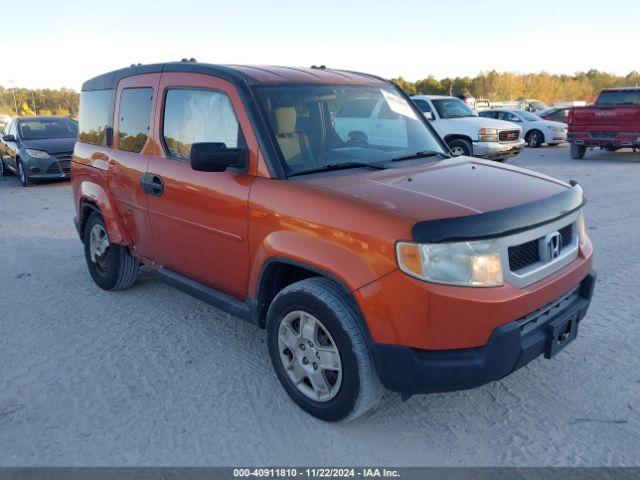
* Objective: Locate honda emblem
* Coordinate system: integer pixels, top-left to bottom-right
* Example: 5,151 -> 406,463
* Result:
546,232 -> 562,260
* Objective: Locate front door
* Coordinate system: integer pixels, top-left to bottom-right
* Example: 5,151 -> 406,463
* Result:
145,72 -> 256,299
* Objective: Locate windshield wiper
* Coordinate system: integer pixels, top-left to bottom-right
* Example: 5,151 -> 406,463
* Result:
389,150 -> 449,162
288,161 -> 387,177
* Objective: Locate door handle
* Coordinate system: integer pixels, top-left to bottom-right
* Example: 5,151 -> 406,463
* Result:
141,172 -> 164,196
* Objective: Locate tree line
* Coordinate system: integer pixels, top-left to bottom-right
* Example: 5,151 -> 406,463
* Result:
392,69 -> 640,104
0,86 -> 79,117
2,69 -> 639,118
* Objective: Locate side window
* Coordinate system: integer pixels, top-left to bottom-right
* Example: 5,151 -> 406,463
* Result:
78,89 -> 115,146
377,99 -> 400,120
413,99 -> 432,114
163,89 -> 243,161
499,112 -> 519,122
117,88 -> 153,153
335,99 -> 377,119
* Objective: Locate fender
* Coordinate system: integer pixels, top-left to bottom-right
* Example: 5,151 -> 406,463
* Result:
77,180 -> 131,245
248,230 -> 396,298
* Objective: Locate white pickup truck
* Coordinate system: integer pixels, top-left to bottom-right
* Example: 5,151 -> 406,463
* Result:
410,95 -> 525,161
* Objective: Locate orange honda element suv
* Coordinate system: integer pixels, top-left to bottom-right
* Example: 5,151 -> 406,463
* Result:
72,61 -> 595,421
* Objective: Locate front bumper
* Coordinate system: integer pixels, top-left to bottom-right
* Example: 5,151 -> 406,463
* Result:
24,155 -> 71,179
546,128 -> 568,142
472,139 -> 525,159
371,271 -> 596,395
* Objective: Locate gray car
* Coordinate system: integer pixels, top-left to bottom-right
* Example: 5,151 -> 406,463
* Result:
1,116 -> 77,186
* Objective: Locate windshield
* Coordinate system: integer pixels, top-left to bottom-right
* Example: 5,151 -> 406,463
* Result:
517,110 -> 541,121
596,90 -> 640,105
431,98 -> 477,118
254,84 -> 445,176
18,118 -> 78,140
532,101 -> 548,110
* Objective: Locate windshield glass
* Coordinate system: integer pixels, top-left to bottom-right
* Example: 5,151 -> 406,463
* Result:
596,90 -> 640,105
517,110 -> 541,121
431,98 -> 477,118
18,118 -> 78,140
254,84 -> 444,176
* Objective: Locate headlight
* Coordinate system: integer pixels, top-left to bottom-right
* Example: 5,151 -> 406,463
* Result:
549,125 -> 564,132
396,240 -> 503,287
478,128 -> 498,142
25,148 -> 50,159
577,210 -> 587,246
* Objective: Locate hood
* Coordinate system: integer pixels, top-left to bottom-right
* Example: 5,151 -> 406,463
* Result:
20,137 -> 76,154
528,119 -> 566,129
443,116 -> 522,131
296,157 -> 569,222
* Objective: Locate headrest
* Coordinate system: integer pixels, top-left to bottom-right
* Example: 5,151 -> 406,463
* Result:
275,107 -> 297,135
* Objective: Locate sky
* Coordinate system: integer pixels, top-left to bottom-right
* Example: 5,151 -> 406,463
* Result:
1,0 -> 639,90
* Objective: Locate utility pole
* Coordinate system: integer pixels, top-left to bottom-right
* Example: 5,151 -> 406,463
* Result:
31,90 -> 38,115
9,80 -> 18,116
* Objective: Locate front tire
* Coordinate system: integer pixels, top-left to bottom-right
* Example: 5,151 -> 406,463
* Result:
0,158 -> 10,176
83,212 -> 139,291
570,144 -> 586,159
267,277 -> 383,422
448,138 -> 472,157
526,130 -> 544,148
17,160 -> 32,186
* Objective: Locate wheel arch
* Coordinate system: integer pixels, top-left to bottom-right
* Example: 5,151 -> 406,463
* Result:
254,257 -> 375,347
76,181 -> 130,245
443,134 -> 473,144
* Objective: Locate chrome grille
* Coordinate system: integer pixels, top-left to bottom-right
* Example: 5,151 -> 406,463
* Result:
499,130 -> 520,142
508,224 -> 574,273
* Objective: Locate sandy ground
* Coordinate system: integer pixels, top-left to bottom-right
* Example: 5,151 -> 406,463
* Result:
1,144 -> 639,467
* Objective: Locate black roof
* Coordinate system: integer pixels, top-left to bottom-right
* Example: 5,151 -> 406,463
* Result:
81,62 -> 387,91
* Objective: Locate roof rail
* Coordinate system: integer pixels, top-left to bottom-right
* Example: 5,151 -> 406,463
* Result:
310,65 -> 326,70
181,58 -> 197,63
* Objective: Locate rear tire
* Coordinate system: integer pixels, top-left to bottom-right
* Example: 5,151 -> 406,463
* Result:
266,277 -> 383,422
526,130 -> 544,148
83,212 -> 139,291
570,144 -> 586,159
448,138 -> 472,157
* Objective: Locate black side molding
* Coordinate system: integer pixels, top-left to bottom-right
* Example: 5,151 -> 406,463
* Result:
156,268 -> 258,325
412,184 -> 586,243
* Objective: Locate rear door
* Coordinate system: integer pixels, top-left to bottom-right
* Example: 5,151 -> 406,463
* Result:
144,72 -> 257,299
107,74 -> 159,262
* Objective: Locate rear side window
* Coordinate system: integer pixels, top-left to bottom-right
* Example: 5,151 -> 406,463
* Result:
335,99 -> 377,118
117,88 -> 153,153
412,99 -> 432,113
162,89 -> 243,161
78,89 -> 115,146
596,90 -> 640,106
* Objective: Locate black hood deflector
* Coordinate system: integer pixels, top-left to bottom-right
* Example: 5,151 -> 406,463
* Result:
412,183 -> 586,243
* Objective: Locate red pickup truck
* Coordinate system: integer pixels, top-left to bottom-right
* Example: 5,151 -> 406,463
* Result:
568,87 -> 640,159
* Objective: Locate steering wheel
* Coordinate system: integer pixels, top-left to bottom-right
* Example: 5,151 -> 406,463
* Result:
346,130 -> 369,147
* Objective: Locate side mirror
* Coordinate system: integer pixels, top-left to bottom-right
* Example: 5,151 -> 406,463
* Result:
424,112 -> 434,120
2,134 -> 16,142
190,142 -> 246,172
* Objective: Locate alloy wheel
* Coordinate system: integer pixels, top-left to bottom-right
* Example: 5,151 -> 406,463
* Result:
450,146 -> 465,156
277,310 -> 343,402
89,223 -> 111,273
